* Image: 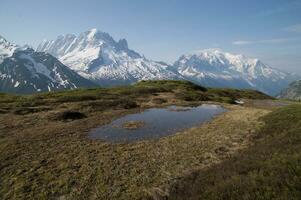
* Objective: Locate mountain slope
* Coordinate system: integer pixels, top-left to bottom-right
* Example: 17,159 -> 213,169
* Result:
173,49 -> 299,96
0,36 -> 96,94
37,29 -> 181,86
278,80 -> 301,100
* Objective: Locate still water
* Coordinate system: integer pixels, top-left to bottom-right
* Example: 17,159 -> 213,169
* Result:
88,104 -> 226,143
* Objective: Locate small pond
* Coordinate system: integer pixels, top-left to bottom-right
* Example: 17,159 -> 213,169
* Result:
88,104 -> 227,143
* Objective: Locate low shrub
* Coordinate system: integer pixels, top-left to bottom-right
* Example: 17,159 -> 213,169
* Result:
52,111 -> 87,121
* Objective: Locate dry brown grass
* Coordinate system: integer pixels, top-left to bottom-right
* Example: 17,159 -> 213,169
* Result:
163,104 -> 301,200
0,81 -> 275,199
0,102 -> 269,199
122,121 -> 145,130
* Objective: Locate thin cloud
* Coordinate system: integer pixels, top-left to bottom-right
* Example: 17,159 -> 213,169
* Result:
284,24 -> 301,33
232,38 -> 297,45
232,41 -> 253,45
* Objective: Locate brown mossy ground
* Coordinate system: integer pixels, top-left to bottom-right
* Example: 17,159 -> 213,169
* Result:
1,80 -> 295,200
122,121 -> 145,130
163,104 -> 301,200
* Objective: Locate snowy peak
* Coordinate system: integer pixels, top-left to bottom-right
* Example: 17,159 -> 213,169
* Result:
0,35 -> 18,64
0,35 -> 12,45
84,28 -> 115,43
174,49 -> 299,95
36,28 -> 118,59
176,49 -> 283,78
37,28 -> 142,72
0,36 -> 96,94
179,49 -> 259,71
37,28 -> 180,85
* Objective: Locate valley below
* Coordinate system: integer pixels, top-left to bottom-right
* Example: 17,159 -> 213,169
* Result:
0,80 -> 300,200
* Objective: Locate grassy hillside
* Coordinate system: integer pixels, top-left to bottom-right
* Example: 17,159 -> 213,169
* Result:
0,80 -> 271,115
0,80 -> 284,200
165,104 -> 301,200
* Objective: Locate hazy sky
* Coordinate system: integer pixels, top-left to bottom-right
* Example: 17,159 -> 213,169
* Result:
1,0 -> 301,74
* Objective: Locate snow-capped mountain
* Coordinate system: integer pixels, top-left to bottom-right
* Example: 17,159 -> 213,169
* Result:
0,35 -> 96,94
0,35 -> 18,64
36,29 -> 299,96
173,49 -> 299,95
37,28 -> 181,86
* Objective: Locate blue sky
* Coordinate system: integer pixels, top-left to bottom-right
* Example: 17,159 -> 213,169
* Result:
0,0 -> 301,74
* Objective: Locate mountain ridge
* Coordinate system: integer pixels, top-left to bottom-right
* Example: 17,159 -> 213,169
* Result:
37,29 -> 299,95
37,28 -> 181,86
173,48 -> 299,95
0,36 -> 97,94
1,29 -> 299,95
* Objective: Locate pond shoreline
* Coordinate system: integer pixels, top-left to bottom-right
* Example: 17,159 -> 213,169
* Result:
88,104 -> 227,143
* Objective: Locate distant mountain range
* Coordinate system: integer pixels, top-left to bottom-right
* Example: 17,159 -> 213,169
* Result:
37,29 -> 181,86
0,28 -> 299,95
173,49 -> 299,96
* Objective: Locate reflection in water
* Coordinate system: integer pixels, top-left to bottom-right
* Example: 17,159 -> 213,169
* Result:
88,104 -> 226,143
